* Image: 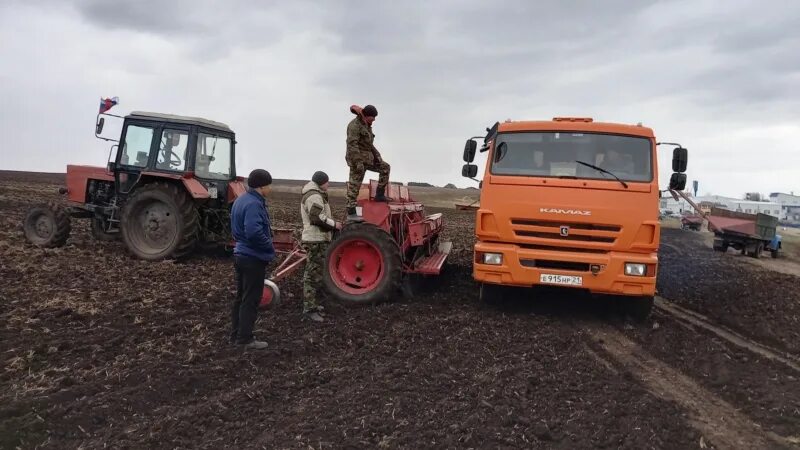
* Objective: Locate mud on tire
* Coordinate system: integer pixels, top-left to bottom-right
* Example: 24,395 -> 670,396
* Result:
323,222 -> 402,305
120,182 -> 199,260
23,202 -> 71,248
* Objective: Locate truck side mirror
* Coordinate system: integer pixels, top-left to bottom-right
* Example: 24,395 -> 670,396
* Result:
462,164 -> 478,178
672,147 -> 688,172
669,173 -> 687,191
96,117 -> 105,135
463,139 -> 477,162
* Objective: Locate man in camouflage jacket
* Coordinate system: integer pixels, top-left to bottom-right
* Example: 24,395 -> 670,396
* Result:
345,104 -> 391,221
300,171 -> 341,322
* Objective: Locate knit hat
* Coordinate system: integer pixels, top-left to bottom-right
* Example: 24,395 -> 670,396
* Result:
362,104 -> 378,117
312,171 -> 329,186
247,169 -> 272,188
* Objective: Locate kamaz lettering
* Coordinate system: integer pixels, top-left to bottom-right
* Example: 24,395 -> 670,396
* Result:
540,208 -> 591,216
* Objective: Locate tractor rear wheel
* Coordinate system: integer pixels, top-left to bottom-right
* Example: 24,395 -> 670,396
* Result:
23,202 -> 71,248
120,182 -> 199,260
323,223 -> 402,305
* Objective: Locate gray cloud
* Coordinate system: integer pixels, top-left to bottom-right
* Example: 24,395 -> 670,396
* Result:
76,1 -> 202,36
1,0 -> 798,196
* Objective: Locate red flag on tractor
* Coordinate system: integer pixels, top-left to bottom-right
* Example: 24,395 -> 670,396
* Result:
99,97 -> 119,114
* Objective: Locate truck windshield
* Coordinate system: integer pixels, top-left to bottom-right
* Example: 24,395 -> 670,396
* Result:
491,132 -> 652,182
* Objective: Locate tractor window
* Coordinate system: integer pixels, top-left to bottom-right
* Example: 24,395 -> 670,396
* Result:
196,133 -> 232,180
156,129 -> 188,171
121,125 -> 154,167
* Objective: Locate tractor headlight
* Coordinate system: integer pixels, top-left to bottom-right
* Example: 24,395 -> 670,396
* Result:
624,263 -> 647,277
482,252 -> 503,265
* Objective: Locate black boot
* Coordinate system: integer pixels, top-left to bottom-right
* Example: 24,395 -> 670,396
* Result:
374,187 -> 392,202
346,207 -> 364,223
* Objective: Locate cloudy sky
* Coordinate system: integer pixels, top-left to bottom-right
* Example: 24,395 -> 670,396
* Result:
1,0 -> 798,197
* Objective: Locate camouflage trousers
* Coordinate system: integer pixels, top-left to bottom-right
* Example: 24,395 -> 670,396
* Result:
302,242 -> 329,313
346,156 -> 391,209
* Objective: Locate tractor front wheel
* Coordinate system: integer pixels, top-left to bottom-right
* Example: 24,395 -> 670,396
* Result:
23,202 -> 71,248
323,223 -> 402,305
120,182 -> 199,260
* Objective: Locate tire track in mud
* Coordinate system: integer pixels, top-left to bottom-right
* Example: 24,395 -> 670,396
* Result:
654,296 -> 800,373
582,323 -> 796,449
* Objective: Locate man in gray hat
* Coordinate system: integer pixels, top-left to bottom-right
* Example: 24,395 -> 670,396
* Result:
300,171 -> 342,322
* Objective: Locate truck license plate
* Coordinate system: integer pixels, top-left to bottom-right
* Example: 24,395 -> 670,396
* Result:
540,274 -> 583,286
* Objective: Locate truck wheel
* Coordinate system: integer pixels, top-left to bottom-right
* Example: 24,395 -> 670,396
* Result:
323,223 -> 402,305
23,202 -> 71,248
747,242 -> 763,258
479,283 -> 505,305
91,217 -> 118,241
121,182 -> 199,260
622,295 -> 654,322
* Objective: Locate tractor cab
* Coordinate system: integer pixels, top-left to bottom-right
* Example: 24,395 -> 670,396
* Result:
102,111 -> 238,204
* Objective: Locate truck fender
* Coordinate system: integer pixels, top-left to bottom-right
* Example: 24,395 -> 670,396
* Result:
768,235 -> 782,251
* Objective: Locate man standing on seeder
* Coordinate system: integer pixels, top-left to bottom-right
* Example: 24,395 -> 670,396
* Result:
345,104 -> 391,222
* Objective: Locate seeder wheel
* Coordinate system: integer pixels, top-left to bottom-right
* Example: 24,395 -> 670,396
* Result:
323,223 -> 402,305
259,279 -> 281,309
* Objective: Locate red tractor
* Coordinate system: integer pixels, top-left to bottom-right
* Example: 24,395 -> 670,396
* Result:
23,111 -> 247,260
262,180 -> 452,307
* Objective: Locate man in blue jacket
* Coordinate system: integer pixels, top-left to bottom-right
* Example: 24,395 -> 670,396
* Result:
230,169 -> 275,349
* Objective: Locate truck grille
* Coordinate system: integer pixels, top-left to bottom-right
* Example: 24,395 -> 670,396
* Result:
511,219 -> 621,245
520,259 -> 590,272
517,243 -> 609,254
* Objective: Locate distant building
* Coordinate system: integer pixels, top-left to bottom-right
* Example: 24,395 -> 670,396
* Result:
769,192 -> 800,223
695,195 -> 781,217
659,192 -> 695,215
659,193 -> 782,218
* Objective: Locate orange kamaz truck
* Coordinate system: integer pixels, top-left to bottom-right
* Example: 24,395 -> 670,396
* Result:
461,117 -> 688,318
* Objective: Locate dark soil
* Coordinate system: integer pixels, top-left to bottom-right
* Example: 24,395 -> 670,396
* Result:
621,313 -> 800,439
657,228 -> 800,354
2,173 -> 798,449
